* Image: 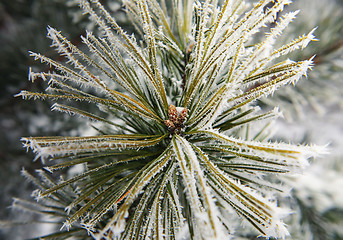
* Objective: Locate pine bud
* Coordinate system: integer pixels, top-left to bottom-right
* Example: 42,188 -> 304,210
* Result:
178,108 -> 188,124
168,104 -> 178,123
164,120 -> 175,130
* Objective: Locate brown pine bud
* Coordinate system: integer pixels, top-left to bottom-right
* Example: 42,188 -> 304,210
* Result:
164,120 -> 175,130
178,108 -> 188,124
168,104 -> 178,123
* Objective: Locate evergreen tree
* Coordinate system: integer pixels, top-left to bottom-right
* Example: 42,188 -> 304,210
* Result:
3,0 -> 342,239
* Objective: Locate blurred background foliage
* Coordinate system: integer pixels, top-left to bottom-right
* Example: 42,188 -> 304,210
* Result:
0,0 -> 343,239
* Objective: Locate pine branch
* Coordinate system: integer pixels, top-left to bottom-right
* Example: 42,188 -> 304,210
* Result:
5,0 -> 328,239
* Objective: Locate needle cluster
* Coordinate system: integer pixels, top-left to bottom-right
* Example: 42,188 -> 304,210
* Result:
13,0 -> 326,239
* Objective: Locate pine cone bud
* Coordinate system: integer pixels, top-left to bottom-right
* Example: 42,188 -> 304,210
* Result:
168,104 -> 178,123
164,120 -> 175,130
178,108 -> 188,124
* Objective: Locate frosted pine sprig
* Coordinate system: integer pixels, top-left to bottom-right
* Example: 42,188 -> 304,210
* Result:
259,0 -> 343,118
15,0 -> 326,239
